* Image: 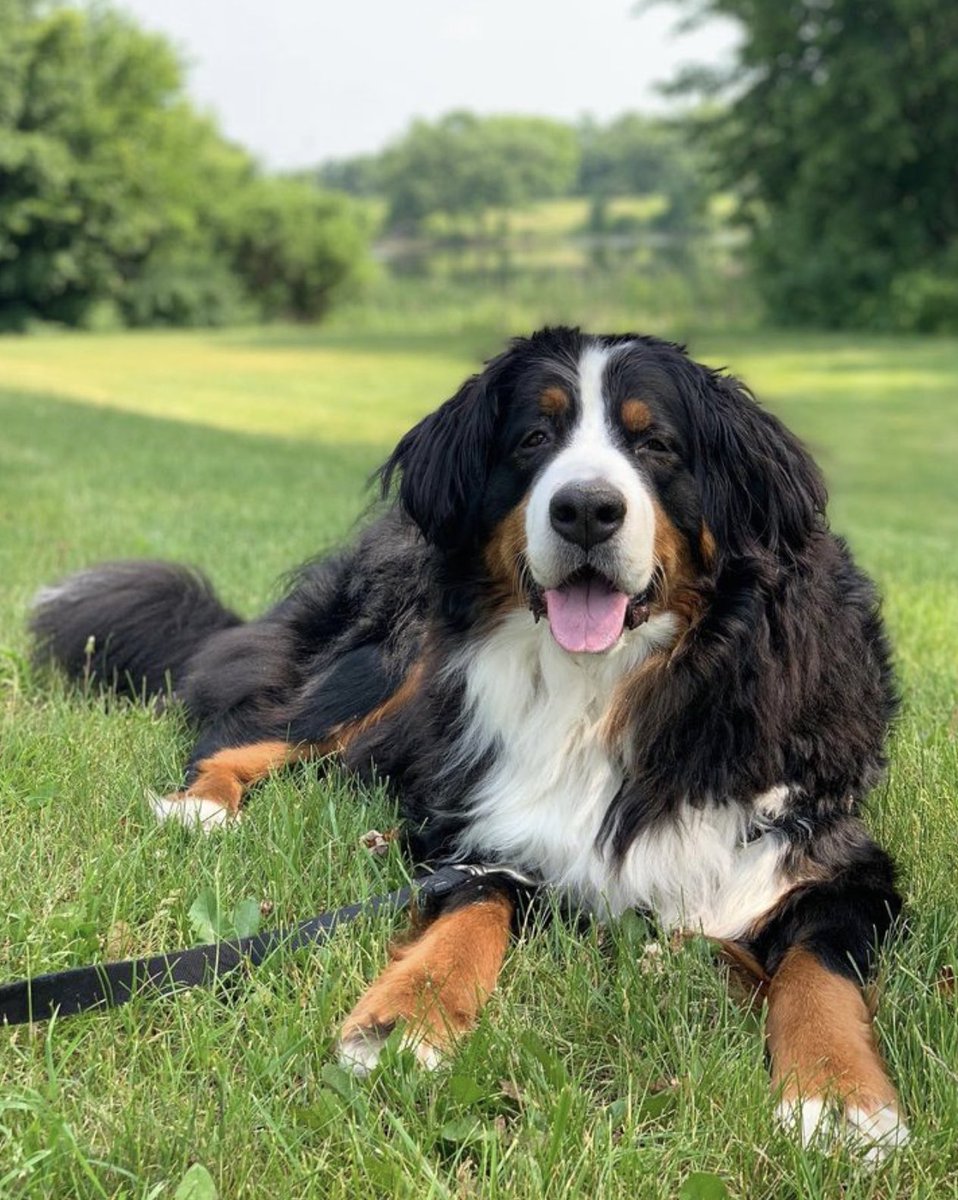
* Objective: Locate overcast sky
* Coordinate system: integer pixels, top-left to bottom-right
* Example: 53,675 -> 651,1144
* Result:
117,1 -> 740,170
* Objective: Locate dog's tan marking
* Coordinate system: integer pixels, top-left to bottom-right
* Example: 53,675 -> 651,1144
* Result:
651,500 -> 708,628
339,895 -> 513,1068
621,398 -> 653,433
597,502 -> 698,747
653,500 -> 689,587
173,740 -> 310,816
699,522 -> 717,565
483,501 -> 530,612
599,502 -> 706,748
599,650 -> 670,748
598,506 -> 709,748
767,948 -> 900,1116
332,659 -> 427,754
539,385 -> 569,416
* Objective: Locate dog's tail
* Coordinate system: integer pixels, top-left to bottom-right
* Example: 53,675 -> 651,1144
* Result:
30,561 -> 242,701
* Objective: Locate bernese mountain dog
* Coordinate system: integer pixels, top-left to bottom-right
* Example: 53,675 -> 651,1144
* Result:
31,327 -> 907,1157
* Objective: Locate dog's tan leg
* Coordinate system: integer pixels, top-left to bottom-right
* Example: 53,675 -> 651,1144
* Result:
150,740 -> 311,828
150,662 -> 427,830
766,947 -> 907,1159
338,894 -> 514,1074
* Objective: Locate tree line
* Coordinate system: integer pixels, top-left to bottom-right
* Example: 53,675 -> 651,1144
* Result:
317,111 -> 708,235
0,0 -> 368,330
2,0 -> 954,332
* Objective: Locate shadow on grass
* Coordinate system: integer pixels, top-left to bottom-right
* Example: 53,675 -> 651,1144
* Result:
215,325 -> 499,360
0,387 -> 396,621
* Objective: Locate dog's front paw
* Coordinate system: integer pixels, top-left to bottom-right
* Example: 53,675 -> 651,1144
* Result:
337,1018 -> 445,1077
776,1093 -> 909,1163
337,895 -> 511,1076
336,962 -> 470,1077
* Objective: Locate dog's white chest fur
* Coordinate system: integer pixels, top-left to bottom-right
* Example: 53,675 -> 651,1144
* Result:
451,611 -> 789,939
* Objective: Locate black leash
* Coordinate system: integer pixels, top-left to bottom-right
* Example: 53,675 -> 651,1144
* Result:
0,864 -> 524,1027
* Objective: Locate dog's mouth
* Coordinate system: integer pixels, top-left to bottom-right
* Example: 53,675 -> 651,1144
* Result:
528,566 -> 650,654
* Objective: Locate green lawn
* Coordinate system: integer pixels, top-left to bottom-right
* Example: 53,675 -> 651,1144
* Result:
0,326 -> 956,1199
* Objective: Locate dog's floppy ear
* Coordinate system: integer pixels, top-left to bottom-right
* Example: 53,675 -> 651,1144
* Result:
379,350 -> 510,548
687,367 -> 827,562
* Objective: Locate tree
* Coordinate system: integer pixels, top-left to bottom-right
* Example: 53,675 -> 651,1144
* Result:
653,0 -> 958,328
578,113 -> 673,195
0,4 -> 187,325
378,112 -> 580,231
0,2 -> 369,328
316,153 -> 382,197
576,112 -> 709,231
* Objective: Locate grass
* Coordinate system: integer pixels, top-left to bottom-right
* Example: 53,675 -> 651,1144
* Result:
0,323 -> 956,1198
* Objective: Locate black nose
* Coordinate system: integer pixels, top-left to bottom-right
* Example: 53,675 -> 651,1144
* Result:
549,482 -> 626,550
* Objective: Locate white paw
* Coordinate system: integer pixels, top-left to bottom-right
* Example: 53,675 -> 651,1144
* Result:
776,1095 -> 908,1162
148,791 -> 235,831
407,1037 -> 444,1071
846,1103 -> 910,1163
337,1028 -> 444,1077
338,1030 -> 384,1077
776,1096 -> 835,1148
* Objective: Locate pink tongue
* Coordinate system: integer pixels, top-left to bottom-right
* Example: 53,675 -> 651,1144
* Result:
543,579 -> 630,653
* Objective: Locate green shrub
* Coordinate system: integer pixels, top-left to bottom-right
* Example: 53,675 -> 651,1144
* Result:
225,178 -> 371,322
118,251 -> 251,328
890,249 -> 958,333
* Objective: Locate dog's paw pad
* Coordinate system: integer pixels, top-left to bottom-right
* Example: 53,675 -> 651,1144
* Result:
148,791 -> 235,831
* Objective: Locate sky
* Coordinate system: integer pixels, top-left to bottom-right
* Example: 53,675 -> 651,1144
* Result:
117,0 -> 740,170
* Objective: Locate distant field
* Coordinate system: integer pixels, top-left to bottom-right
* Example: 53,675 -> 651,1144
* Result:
1,325 -> 956,1198
382,194 -> 738,246
415,195 -> 702,239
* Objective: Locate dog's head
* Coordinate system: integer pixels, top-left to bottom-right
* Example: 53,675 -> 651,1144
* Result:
381,327 -> 825,653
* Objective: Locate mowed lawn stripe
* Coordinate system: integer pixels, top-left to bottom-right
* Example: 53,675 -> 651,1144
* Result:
0,328 -> 478,445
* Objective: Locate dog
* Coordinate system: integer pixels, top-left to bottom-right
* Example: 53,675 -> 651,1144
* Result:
31,326 -> 907,1157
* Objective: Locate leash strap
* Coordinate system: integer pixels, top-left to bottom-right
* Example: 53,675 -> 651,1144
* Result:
0,863 -> 497,1027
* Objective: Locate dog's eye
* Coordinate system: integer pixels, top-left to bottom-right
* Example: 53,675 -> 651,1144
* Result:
521,430 -> 549,450
637,436 -> 672,455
